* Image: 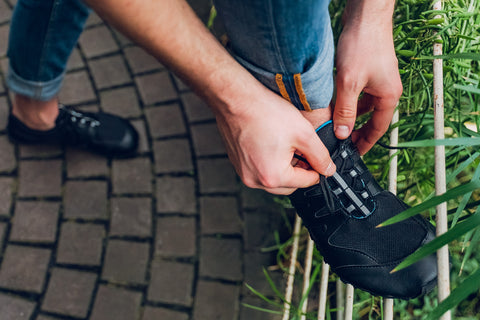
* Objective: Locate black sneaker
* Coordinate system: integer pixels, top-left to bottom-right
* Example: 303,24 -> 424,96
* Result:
289,121 -> 437,299
7,106 -> 138,158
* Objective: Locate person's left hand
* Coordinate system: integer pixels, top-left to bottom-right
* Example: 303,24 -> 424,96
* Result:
333,16 -> 403,155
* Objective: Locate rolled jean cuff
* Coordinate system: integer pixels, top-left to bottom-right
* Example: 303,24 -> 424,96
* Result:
7,62 -> 64,101
234,31 -> 334,111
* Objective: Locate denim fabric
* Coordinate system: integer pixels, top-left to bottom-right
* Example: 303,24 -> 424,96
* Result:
214,0 -> 334,110
7,0 -> 90,101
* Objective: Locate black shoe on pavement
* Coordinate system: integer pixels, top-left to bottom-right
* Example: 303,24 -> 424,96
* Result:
289,121 -> 438,299
7,106 -> 139,158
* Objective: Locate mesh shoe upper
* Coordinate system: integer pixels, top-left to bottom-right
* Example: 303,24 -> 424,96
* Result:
289,122 -> 438,299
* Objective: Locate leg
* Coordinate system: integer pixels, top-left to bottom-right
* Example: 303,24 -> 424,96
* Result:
6,0 -> 138,157
214,0 -> 335,127
7,0 -> 90,129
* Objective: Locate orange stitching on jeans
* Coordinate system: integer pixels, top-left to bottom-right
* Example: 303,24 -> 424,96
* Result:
275,74 -> 291,102
293,73 -> 312,111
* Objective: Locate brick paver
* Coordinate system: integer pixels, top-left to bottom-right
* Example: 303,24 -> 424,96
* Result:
0,1 -> 286,319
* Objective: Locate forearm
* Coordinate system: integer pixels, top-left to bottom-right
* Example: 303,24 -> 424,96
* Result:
343,0 -> 395,28
83,0 -> 258,115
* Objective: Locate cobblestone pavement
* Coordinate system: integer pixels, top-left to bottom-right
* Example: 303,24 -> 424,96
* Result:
0,1 -> 289,319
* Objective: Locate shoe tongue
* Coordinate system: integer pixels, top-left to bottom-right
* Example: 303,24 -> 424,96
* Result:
316,121 -> 340,154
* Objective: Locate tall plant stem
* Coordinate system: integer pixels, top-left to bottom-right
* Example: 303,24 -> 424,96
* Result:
433,1 -> 451,319
282,214 -> 302,320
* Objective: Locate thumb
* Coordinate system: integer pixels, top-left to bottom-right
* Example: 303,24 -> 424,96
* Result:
333,76 -> 363,140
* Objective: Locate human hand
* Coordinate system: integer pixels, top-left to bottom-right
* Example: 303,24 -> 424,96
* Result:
334,2 -> 403,155
213,85 -> 336,195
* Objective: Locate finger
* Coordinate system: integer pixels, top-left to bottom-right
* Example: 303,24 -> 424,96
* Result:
296,133 -> 336,177
333,74 -> 364,139
353,97 -> 396,155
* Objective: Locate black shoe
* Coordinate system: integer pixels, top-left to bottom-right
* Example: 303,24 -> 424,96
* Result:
289,122 -> 437,299
7,106 -> 138,158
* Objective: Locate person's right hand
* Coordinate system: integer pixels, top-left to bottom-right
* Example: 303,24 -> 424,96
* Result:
213,84 -> 336,195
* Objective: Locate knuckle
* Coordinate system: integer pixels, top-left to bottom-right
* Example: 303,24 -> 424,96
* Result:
338,72 -> 361,93
335,107 -> 357,119
241,176 -> 258,189
257,172 -> 280,189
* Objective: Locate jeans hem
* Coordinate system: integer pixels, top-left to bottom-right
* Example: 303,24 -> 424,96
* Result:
7,62 -> 64,101
235,27 -> 334,111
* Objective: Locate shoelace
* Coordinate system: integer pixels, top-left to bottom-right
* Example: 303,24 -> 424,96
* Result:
296,141 -> 375,219
58,107 -> 101,145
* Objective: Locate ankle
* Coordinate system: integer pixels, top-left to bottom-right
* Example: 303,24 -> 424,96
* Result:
300,105 -> 333,129
12,95 -> 59,131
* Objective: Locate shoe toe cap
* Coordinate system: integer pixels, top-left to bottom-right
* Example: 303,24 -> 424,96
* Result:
93,113 -> 139,157
336,253 -> 438,299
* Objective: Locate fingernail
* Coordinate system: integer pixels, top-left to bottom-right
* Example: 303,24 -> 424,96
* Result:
325,161 -> 336,176
335,125 -> 350,139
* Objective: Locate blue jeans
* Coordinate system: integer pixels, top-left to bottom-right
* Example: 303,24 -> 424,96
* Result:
8,0 -> 334,110
7,0 -> 90,101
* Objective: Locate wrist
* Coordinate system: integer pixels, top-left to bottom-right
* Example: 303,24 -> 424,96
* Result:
343,0 -> 395,29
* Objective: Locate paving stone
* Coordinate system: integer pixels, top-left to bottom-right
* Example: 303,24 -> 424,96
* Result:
200,196 -> 242,235
112,29 -> 132,47
156,177 -> 196,214
153,139 -> 193,173
59,71 -> 96,105
199,237 -> 243,281
56,222 -> 105,266
147,259 -> 194,306
9,201 -> 59,243
131,119 -> 149,153
110,197 -> 152,238
145,104 -> 186,138
18,160 -> 62,197
124,46 -> 164,74
0,96 -> 8,131
193,281 -> 240,320
66,48 -> 84,71
0,25 -> 9,58
66,148 -> 108,178
36,315 -> 64,320
0,245 -> 51,293
19,144 -> 63,158
191,123 -> 226,156
89,55 -> 131,89
112,157 -> 152,194
135,72 -> 178,105
0,0 -> 11,24
0,177 -> 13,217
240,296 -> 282,320
100,86 -> 141,118
197,158 -> 238,193
64,181 -> 108,220
155,216 -> 196,257
102,240 -> 149,285
172,74 -> 189,92
242,251 -> 284,297
79,25 -> 118,58
90,285 -> 142,320
0,222 -> 5,250
181,91 -> 214,123
0,135 -> 15,173
142,307 -> 189,320
0,293 -> 36,320
41,268 -> 97,318
240,185 -> 278,210
244,209 -> 285,251
85,11 -> 103,27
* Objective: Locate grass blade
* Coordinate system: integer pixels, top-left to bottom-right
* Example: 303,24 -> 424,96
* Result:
378,179 -> 480,227
397,137 -> 480,148
425,268 -> 480,320
392,213 -> 480,272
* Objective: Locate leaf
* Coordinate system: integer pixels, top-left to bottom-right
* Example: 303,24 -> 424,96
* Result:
397,137 -> 480,148
392,213 -> 480,272
453,84 -> 480,95
242,303 -> 284,315
377,179 -> 480,227
425,268 -> 480,320
415,52 -> 480,60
